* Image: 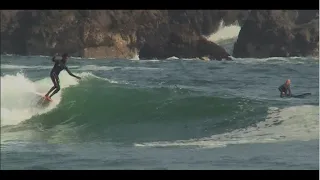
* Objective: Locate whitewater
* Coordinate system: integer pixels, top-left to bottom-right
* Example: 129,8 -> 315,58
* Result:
1,22 -> 319,170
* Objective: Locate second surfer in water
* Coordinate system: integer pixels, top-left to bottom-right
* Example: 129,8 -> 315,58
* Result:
44,53 -> 81,101
278,79 -> 292,98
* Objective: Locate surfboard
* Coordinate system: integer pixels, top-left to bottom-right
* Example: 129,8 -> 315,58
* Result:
291,93 -> 311,98
32,92 -> 52,106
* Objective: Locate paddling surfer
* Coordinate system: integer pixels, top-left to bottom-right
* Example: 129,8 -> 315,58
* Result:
278,79 -> 292,98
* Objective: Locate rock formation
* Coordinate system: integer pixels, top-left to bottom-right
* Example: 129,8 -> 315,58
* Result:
1,10 -> 248,60
233,10 -> 319,58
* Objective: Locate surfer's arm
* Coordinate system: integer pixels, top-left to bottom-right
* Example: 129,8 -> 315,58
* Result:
65,66 -> 81,79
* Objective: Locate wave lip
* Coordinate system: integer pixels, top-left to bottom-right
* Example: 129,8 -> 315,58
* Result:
0,71 -> 102,126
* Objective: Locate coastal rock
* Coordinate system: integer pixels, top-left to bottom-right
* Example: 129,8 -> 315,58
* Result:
233,10 -> 319,58
138,26 -> 232,60
1,10 -> 248,60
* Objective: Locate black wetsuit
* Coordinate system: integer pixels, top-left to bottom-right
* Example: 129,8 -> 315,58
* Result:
45,57 -> 78,98
50,60 -> 65,88
278,83 -> 291,97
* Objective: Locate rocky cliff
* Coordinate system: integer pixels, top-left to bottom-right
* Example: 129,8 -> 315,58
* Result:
233,10 -> 319,58
1,10 -> 248,60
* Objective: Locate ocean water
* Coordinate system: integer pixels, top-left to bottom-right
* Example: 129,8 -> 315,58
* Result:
1,54 -> 319,170
1,24 -> 319,169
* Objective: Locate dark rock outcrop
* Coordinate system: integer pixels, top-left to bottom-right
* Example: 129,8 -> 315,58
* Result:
1,10 -> 248,60
139,29 -> 231,60
233,10 -> 319,58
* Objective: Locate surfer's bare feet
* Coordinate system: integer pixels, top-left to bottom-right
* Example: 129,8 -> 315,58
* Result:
45,95 -> 52,101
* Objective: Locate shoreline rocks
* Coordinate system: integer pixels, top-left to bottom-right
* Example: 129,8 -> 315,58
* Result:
1,10 -> 247,60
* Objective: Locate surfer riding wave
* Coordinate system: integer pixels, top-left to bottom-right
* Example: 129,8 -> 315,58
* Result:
44,53 -> 81,101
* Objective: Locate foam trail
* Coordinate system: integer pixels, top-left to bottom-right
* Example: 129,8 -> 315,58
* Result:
0,71 -> 86,126
135,105 -> 319,148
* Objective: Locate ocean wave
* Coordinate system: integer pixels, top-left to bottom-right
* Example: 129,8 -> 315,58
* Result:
2,73 -> 268,144
135,105 -> 319,148
0,60 -> 318,149
0,71 -> 117,126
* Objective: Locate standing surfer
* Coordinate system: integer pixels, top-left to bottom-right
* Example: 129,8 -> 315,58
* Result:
278,79 -> 292,98
44,53 -> 81,101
